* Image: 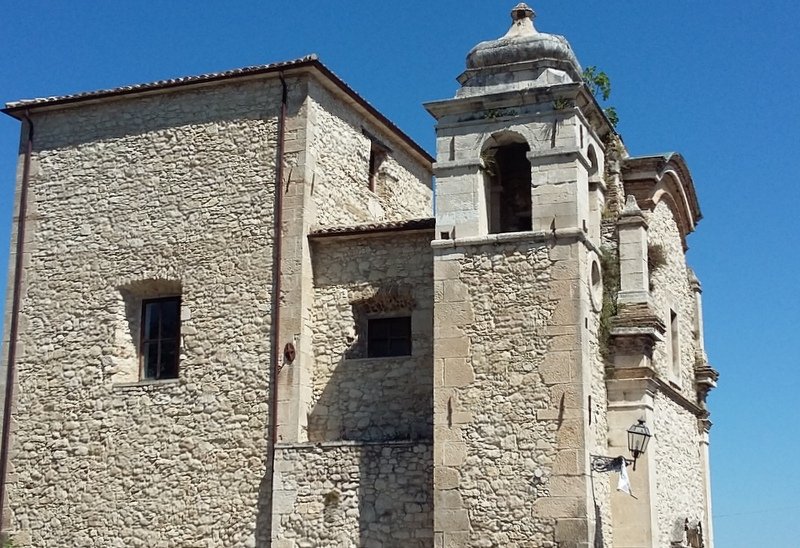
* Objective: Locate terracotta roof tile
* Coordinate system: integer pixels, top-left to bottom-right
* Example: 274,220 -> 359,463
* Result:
4,55 -> 319,110
309,218 -> 435,238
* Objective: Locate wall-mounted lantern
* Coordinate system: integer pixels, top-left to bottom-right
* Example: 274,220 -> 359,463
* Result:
627,418 -> 652,470
591,418 -> 652,473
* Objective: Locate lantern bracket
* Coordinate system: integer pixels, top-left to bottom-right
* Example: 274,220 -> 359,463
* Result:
590,454 -> 633,473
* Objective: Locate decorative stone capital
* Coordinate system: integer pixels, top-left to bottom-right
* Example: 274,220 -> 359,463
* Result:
695,361 -> 719,408
617,195 -> 649,229
608,303 -> 665,370
605,367 -> 659,407
612,302 -> 666,334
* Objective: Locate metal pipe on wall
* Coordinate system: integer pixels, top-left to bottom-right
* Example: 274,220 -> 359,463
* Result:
264,71 -> 289,543
0,111 -> 34,534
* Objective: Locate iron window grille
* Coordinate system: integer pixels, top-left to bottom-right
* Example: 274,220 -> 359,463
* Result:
367,316 -> 412,358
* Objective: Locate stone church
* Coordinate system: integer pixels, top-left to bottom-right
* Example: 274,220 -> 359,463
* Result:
0,4 -> 717,547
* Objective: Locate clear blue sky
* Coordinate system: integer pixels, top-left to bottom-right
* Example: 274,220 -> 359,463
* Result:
0,1 -> 797,546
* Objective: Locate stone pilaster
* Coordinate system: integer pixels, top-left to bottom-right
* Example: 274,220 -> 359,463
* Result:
698,419 -> 715,548
529,144 -> 590,235
275,80 -> 316,443
617,195 -> 649,305
606,373 -> 659,548
432,251 -> 473,548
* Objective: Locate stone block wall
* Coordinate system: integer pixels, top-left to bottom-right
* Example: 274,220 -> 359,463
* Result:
647,201 -> 700,391
307,80 -> 432,229
646,200 -> 708,544
586,261 -> 613,546
433,238 -> 594,547
272,441 -> 433,547
2,78 -> 282,547
308,232 -> 433,442
653,393 -> 707,546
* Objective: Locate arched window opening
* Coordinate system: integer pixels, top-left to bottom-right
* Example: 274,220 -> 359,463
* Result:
587,144 -> 599,180
485,142 -> 532,233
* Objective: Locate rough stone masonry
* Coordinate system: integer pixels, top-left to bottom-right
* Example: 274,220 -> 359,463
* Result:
0,4 -> 717,547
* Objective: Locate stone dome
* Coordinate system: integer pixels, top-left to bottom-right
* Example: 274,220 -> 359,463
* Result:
464,3 -> 582,79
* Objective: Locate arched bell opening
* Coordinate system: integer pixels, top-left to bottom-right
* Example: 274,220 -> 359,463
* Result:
482,132 -> 532,234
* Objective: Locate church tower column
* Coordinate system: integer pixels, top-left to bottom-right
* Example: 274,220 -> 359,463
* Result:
426,5 -> 615,546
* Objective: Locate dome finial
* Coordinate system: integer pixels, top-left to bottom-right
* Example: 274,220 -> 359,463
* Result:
504,3 -> 537,37
511,3 -> 535,23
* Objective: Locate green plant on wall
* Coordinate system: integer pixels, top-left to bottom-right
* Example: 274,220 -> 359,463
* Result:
582,66 -> 619,128
479,150 -> 498,177
598,246 -> 620,361
553,97 -> 571,111
482,107 -> 518,120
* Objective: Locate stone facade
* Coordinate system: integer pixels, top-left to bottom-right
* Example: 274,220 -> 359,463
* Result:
308,233 -> 433,443
273,442 -> 432,548
2,78 -> 282,548
1,5 -> 717,548
307,82 -> 432,228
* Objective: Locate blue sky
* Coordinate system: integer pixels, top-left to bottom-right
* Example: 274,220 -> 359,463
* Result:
0,1 -> 798,546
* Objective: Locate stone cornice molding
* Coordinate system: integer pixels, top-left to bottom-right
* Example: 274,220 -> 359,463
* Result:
621,153 -> 702,250
431,226 -> 601,254
607,366 -> 707,419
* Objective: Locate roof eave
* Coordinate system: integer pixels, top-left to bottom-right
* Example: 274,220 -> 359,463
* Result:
2,56 -> 434,167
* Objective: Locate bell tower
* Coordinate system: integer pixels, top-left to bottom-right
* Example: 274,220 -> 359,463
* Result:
425,4 -> 616,546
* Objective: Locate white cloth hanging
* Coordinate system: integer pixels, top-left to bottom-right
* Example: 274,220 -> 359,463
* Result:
617,458 -> 632,496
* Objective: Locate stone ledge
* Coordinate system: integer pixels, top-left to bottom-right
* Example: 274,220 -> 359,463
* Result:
111,378 -> 181,391
606,367 -> 706,418
275,439 -> 431,450
431,226 -> 600,254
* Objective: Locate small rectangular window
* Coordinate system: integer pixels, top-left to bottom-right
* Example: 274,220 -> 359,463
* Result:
364,131 -> 390,193
141,297 -> 181,380
670,309 -> 680,380
368,145 -> 387,192
367,316 -> 412,358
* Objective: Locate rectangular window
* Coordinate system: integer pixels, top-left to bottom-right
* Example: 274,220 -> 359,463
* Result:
368,145 -> 387,192
670,309 -> 680,380
141,297 -> 181,380
364,131 -> 390,193
367,316 -> 412,358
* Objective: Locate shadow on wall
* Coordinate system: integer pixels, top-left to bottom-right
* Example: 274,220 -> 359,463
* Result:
590,472 -> 606,548
255,453 -> 275,548
301,282 -> 434,545
357,444 -> 433,548
308,354 -> 432,442
308,285 -> 433,443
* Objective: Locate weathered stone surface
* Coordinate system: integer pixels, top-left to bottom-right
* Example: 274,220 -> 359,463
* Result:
433,242 -> 564,546
308,80 -> 432,228
0,70 -> 435,547
273,442 -> 433,547
4,77 -> 284,547
308,233 -> 433,443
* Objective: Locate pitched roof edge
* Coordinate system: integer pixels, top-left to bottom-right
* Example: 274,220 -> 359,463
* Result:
309,218 -> 435,238
3,55 -> 319,113
3,55 -> 434,166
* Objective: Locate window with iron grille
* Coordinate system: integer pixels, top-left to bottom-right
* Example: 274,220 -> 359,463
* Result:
367,316 -> 412,358
140,297 -> 181,380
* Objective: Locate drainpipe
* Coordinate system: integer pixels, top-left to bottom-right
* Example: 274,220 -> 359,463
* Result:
0,111 -> 34,534
265,72 -> 288,541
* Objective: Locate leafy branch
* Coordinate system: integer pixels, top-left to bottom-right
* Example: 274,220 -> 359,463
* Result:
582,66 -> 619,128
